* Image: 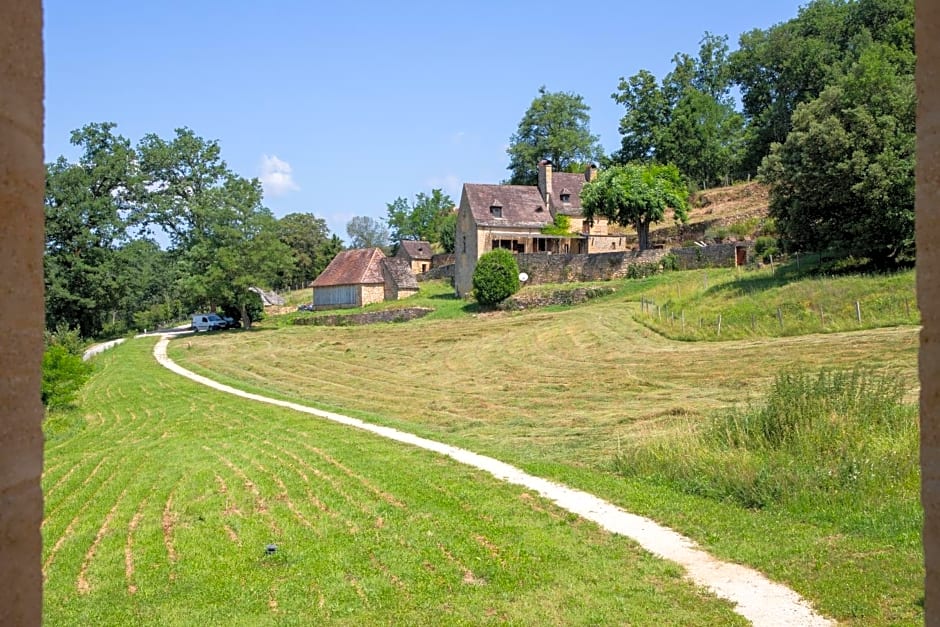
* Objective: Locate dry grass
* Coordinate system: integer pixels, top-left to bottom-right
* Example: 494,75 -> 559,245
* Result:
171,296 -> 918,469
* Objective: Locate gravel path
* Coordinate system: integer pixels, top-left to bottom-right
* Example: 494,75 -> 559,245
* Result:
154,335 -> 832,626
82,338 -> 125,361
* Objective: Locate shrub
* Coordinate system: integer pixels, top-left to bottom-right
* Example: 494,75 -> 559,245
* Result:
42,345 -> 92,409
754,236 -> 779,262
473,249 -> 520,306
540,213 -> 573,236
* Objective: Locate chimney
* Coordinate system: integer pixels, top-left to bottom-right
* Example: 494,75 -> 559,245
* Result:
538,160 -> 553,207
585,163 -> 598,182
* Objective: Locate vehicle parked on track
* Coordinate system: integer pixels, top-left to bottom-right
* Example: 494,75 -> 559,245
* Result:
191,313 -> 227,332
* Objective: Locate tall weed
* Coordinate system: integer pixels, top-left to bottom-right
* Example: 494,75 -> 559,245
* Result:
615,369 -> 918,510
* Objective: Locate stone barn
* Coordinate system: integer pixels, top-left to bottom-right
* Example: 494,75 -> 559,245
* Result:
311,248 -> 387,309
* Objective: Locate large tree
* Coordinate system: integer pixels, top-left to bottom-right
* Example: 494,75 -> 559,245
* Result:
581,163 -> 688,251
385,188 -> 454,248
759,44 -> 914,266
729,0 -> 914,175
506,86 -> 602,185
612,34 -> 743,188
346,216 -> 389,250
277,212 -> 341,288
44,123 -> 139,337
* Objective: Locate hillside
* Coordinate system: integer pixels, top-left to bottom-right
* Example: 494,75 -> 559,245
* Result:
172,266 -> 921,624
609,181 -> 770,246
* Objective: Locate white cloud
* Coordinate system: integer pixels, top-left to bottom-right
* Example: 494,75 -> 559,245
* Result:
259,154 -> 299,197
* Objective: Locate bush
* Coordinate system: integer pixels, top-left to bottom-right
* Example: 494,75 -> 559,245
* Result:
42,345 -> 92,409
473,249 -> 520,306
754,236 -> 779,262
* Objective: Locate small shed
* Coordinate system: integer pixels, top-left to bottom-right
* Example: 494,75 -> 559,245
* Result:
382,257 -> 419,301
396,240 -> 434,274
311,248 -> 387,309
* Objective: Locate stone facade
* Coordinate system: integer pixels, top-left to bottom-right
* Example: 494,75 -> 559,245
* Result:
360,284 -> 386,307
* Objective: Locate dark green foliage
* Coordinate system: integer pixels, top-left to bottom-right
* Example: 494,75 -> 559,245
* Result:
507,86 -> 602,185
277,213 -> 342,289
754,236 -> 779,262
386,189 -> 455,249
438,212 -> 457,254
472,249 -> 520,306
760,43 -> 914,266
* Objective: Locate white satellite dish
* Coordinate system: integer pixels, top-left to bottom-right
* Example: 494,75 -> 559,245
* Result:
519,272 -> 529,282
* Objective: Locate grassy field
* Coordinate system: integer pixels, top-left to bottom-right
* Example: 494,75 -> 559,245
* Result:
168,269 -> 922,624
43,339 -> 744,625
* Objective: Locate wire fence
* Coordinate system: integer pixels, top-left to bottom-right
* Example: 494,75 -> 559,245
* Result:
638,295 -> 919,340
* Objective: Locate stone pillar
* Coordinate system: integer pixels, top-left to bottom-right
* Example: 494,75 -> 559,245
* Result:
0,0 -> 44,624
919,1 -> 940,623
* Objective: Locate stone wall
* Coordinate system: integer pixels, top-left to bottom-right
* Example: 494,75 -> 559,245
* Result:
671,242 -> 750,270
431,253 -> 454,268
420,263 -> 455,281
0,1 -> 44,623
515,249 -> 668,285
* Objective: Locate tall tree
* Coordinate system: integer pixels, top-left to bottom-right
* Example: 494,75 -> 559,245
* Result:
729,0 -> 913,175
612,34 -> 743,187
44,123 -> 138,337
346,216 -> 389,250
760,44 -> 914,266
611,69 -> 668,163
506,86 -> 602,185
277,212 -> 340,288
581,163 -> 688,251
385,188 -> 455,248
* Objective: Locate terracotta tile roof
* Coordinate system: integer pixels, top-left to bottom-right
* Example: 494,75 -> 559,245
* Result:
462,183 -> 552,228
398,240 -> 433,260
382,257 -> 419,289
549,172 -> 589,216
311,248 -> 386,287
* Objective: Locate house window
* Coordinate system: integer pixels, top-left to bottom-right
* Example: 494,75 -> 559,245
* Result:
490,205 -> 502,218
421,263 -> 427,273
560,193 -> 571,203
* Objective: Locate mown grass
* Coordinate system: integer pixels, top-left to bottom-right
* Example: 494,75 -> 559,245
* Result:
43,339 -> 743,626
170,268 -> 923,624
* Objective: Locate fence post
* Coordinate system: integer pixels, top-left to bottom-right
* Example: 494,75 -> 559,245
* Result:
906,300 -> 911,319
777,307 -> 783,329
703,273 -> 708,290
751,313 -> 756,332
856,301 -> 862,324
681,310 -> 685,333
819,305 -> 825,326
717,314 -> 722,337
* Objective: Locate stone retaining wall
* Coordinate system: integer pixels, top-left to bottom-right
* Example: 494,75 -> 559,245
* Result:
515,249 -> 668,285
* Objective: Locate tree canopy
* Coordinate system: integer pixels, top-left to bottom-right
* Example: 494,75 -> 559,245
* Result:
44,123 -> 332,336
346,216 -> 389,250
385,188 -> 455,250
506,86 -> 602,185
581,164 -> 688,251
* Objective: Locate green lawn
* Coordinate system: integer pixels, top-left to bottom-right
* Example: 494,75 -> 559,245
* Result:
167,267 -> 923,625
43,339 -> 743,626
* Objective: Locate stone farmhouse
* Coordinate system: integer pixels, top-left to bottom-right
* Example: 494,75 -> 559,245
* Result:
396,240 -> 434,274
311,248 -> 418,310
454,161 -> 633,296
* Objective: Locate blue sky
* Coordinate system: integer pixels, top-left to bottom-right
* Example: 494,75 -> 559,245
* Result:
45,0 -> 805,244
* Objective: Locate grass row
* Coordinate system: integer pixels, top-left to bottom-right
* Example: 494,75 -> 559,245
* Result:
43,339 -> 742,625
168,267 -> 923,624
